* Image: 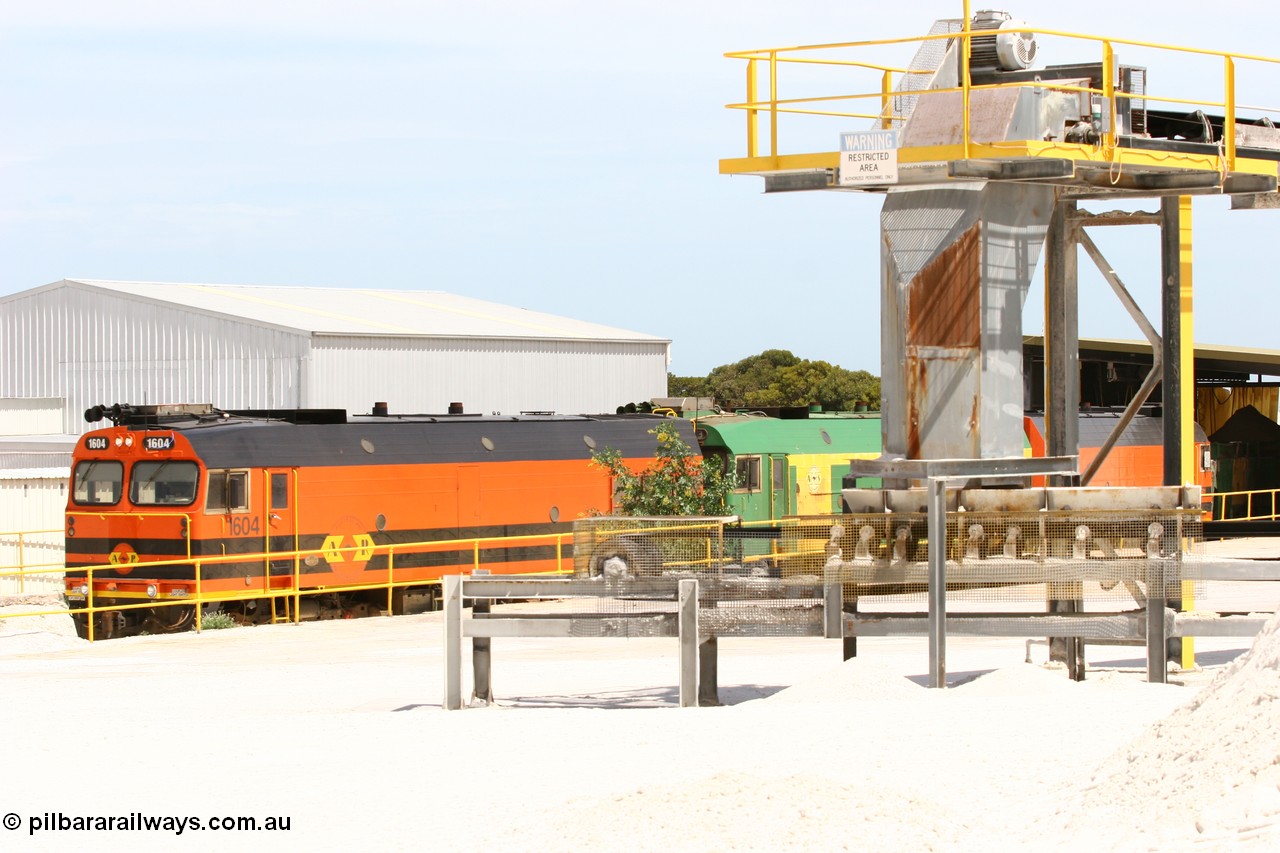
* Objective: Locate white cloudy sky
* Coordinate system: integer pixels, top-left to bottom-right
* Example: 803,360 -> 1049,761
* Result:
3,1 -> 1279,376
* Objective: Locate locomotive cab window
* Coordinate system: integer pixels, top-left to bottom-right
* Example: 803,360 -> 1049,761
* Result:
735,456 -> 762,493
206,470 -> 250,512
72,460 -> 123,506
131,461 -> 199,506
270,473 -> 289,509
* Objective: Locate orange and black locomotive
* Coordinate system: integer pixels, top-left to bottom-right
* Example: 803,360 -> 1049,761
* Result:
65,402 -> 685,635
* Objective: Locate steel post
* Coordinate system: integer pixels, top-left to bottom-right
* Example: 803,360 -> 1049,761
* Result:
443,575 -> 462,710
927,477 -> 947,688
1146,560 -> 1168,684
678,578 -> 699,707
1046,198 -> 1079,485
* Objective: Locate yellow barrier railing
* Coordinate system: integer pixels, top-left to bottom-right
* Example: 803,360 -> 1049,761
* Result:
0,528 -> 64,595
1,528 -> 581,642
723,4 -> 1280,175
1210,488 -> 1280,522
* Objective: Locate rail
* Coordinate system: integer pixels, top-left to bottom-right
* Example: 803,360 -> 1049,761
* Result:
1210,487 -> 1280,522
721,2 -> 1280,179
0,528 -> 63,595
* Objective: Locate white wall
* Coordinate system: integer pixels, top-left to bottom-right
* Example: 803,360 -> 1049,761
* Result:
0,397 -> 64,436
1,282 -> 310,434
310,335 -> 669,416
0,473 -> 66,595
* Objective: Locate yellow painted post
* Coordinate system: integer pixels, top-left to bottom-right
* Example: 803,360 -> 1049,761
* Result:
17,532 -> 24,594
1102,41 -> 1115,150
195,560 -> 203,632
1224,56 -> 1236,170
881,70 -> 893,130
387,547 -> 395,615
961,0 -> 971,159
746,59 -> 758,158
769,51 -> 778,160
1178,195 -> 1197,672
86,566 -> 95,643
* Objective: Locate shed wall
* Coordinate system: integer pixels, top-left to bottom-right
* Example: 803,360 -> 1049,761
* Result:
310,336 -> 668,415
0,474 -> 66,595
0,397 -> 64,436
1,285 -> 310,434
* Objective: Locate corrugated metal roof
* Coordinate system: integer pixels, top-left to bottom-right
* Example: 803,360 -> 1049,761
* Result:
40,279 -> 667,343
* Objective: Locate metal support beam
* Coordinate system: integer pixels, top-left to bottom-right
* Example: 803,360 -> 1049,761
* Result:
1160,197 -> 1184,488
927,477 -> 947,689
471,596 -> 492,705
443,574 -> 462,710
1045,199 -> 1079,487
948,157 -> 1074,181
678,578 -> 699,707
698,636 -> 719,706
1146,561 -> 1168,684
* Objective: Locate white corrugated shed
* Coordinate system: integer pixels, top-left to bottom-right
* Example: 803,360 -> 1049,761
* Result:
0,397 -> 64,436
1,279 -> 670,432
0,437 -> 71,594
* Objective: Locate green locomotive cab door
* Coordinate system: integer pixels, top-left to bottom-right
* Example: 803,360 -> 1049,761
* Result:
732,454 -> 768,523
768,454 -> 789,519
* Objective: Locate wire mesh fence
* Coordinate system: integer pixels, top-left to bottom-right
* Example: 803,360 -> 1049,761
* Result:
568,510 -> 1204,631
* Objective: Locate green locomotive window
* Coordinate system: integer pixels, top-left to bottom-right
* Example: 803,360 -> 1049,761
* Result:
735,456 -> 762,492
72,460 -> 123,506
206,470 -> 249,512
131,461 -> 199,505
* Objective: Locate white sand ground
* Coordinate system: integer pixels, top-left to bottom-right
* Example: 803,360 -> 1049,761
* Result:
1,590 -> 1277,853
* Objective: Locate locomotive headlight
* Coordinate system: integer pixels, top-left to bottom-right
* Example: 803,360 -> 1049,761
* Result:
124,435 -> 134,448
145,584 -> 158,599
76,584 -> 89,596
114,436 -> 123,447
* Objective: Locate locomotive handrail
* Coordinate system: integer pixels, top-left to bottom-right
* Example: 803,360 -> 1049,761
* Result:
47,527 -> 593,640
15,517 -> 787,639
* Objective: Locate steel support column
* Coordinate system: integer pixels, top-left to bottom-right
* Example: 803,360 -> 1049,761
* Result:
1160,197 -> 1184,487
1045,198 -> 1079,486
927,477 -> 947,688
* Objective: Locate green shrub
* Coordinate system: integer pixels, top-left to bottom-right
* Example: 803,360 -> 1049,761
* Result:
200,610 -> 238,630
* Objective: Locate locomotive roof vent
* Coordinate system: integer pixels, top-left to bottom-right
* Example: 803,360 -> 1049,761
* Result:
372,401 -> 389,417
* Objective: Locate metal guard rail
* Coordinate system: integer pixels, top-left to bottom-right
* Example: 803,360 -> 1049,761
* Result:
722,6 -> 1280,173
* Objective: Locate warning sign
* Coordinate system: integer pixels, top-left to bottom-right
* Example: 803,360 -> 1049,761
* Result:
838,130 -> 899,186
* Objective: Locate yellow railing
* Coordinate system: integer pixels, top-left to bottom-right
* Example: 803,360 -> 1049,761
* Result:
1211,488 -> 1280,522
1,528 -> 578,642
0,527 -> 64,595
723,4 -> 1280,174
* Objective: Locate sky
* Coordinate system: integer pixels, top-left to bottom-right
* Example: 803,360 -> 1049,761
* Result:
3,1 -> 1280,378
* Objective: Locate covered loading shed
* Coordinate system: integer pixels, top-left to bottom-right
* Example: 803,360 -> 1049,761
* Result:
1209,405 -> 1280,517
1,279 -> 671,434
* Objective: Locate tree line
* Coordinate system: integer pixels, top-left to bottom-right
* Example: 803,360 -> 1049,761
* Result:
667,349 -> 880,412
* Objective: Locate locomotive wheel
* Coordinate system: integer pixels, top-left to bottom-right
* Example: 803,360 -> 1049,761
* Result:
142,604 -> 196,634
